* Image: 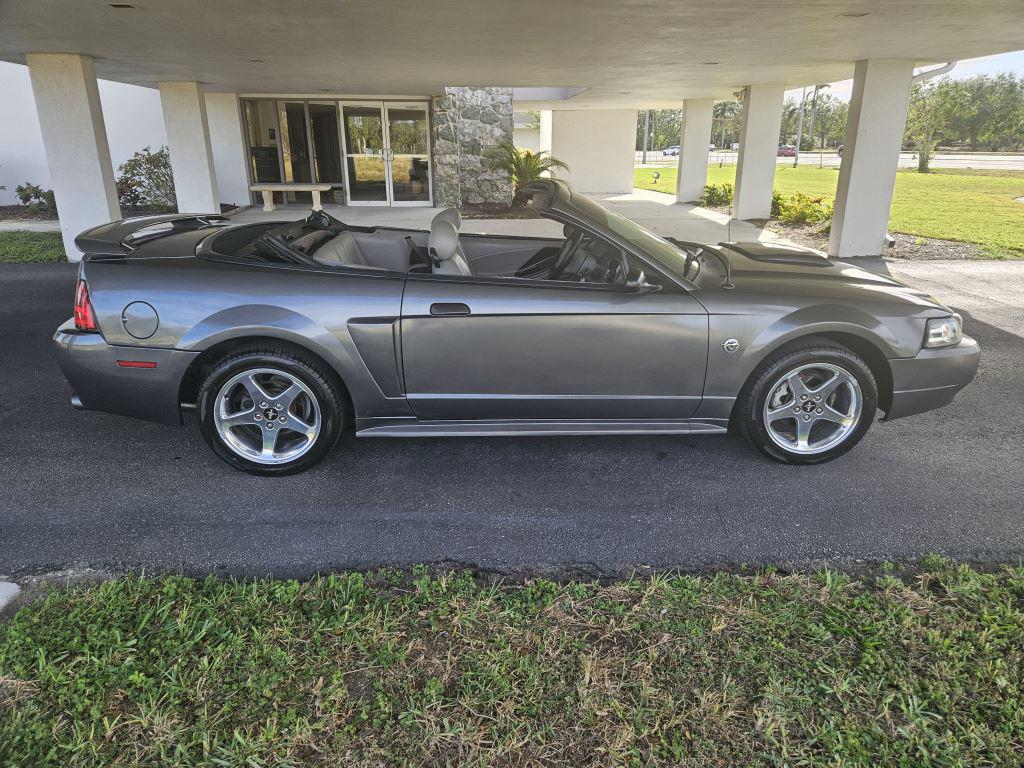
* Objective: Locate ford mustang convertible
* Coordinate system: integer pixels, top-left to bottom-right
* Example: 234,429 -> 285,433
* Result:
54,179 -> 979,475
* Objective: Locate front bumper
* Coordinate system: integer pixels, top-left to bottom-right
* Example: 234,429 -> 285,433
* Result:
884,335 -> 980,420
53,319 -> 200,425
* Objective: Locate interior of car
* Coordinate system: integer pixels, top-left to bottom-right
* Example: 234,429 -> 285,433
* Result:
212,208 -> 659,288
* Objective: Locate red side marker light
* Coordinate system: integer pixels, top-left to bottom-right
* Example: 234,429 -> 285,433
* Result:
116,360 -> 157,369
73,279 -> 98,331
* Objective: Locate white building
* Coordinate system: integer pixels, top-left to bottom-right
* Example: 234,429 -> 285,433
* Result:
2,0 -> 1022,260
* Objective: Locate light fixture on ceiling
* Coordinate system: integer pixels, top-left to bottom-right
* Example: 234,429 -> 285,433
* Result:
248,58 -> 266,63
837,10 -> 869,17
618,91 -> 633,95
107,2 -> 136,7
702,61 -> 720,65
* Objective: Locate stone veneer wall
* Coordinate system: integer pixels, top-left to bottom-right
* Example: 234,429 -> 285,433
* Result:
431,87 -> 513,208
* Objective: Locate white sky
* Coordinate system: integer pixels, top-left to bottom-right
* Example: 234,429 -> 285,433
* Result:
784,49 -> 1024,103
1,51 -> 1022,205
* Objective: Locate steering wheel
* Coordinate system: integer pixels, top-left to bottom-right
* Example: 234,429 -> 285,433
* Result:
549,227 -> 585,280
609,250 -> 628,285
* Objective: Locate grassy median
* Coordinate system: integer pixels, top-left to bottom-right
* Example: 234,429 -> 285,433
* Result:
635,165 -> 1024,254
2,559 -> 1022,766
0,231 -> 66,263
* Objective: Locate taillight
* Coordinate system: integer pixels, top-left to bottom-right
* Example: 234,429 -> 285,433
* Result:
74,279 -> 98,332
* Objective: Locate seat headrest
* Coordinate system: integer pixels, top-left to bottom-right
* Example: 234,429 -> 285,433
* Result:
429,219 -> 459,262
432,207 -> 462,230
290,229 -> 334,253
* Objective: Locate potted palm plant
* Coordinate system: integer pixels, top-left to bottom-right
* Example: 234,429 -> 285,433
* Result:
484,141 -> 569,205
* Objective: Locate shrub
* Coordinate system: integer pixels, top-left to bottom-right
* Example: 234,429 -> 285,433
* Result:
14,182 -> 55,212
116,145 -> 176,210
776,191 -> 832,225
483,140 -> 569,204
698,182 -> 733,207
771,190 -> 784,218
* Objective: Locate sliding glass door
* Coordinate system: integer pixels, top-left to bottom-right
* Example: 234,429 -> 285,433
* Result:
340,101 -> 432,206
385,103 -> 432,205
340,102 -> 388,204
243,98 -> 432,207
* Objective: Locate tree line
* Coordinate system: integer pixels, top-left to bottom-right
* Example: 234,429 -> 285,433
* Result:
636,73 -> 1024,158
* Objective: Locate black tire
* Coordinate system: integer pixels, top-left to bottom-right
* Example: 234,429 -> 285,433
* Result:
197,343 -> 344,476
734,337 -> 878,464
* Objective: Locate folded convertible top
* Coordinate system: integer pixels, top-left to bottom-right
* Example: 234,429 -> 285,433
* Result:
75,214 -> 229,257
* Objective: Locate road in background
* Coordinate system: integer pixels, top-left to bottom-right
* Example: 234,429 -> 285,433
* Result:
637,151 -> 1024,170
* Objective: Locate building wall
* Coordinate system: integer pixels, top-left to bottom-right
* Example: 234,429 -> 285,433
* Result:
431,87 -> 513,208
205,93 -> 251,207
540,110 -> 637,194
513,126 -> 540,152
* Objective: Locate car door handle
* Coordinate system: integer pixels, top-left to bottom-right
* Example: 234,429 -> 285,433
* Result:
430,302 -> 471,316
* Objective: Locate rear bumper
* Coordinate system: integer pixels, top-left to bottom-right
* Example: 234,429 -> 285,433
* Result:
884,335 -> 980,420
53,319 -> 199,425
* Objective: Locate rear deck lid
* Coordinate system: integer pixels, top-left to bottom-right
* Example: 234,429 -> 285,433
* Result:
75,214 -> 230,257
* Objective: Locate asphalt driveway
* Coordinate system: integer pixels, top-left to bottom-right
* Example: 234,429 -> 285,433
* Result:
2,260 -> 1022,579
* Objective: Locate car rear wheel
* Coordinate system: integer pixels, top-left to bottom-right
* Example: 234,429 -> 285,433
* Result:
197,344 -> 344,475
734,338 -> 878,464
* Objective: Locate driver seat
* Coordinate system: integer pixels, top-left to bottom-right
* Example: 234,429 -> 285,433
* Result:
429,209 -> 472,276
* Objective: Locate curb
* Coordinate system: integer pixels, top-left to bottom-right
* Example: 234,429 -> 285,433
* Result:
0,581 -> 21,614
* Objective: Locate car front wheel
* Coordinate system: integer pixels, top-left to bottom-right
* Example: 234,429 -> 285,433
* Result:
735,339 -> 878,464
197,344 -> 344,475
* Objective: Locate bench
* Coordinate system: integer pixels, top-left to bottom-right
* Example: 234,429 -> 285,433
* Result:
249,183 -> 334,212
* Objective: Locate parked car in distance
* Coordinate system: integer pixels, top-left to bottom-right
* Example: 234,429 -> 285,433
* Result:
662,145 -> 680,156
54,180 -> 979,475
777,144 -> 797,157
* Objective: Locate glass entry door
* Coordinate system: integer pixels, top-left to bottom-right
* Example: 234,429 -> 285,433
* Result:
341,101 -> 432,206
385,103 -> 432,205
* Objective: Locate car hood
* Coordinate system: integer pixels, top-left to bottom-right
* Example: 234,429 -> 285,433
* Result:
709,242 -> 952,313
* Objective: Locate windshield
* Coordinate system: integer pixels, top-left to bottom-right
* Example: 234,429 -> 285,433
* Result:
559,189 -> 700,282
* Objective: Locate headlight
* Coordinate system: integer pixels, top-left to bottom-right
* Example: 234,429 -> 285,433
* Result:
925,314 -> 963,348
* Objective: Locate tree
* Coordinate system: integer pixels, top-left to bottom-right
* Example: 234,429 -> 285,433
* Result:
116,146 -> 176,209
805,94 -> 847,149
712,100 -> 742,149
904,81 -> 963,172
779,97 -> 801,145
978,73 -> 1024,151
634,109 -> 683,151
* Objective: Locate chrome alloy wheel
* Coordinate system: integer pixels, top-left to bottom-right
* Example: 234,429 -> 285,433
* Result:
213,368 -> 321,465
762,363 -> 862,455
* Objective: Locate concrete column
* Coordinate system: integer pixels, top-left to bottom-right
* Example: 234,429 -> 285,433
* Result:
205,93 -> 251,208
25,54 -> 121,262
676,98 -> 715,203
540,110 -> 637,194
158,81 -> 219,213
733,84 -> 785,220
829,60 -> 915,258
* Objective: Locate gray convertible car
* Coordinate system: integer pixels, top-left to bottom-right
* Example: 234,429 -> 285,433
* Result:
54,179 -> 979,475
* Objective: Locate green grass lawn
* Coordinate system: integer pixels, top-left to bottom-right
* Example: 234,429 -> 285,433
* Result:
2,560 -> 1023,766
0,232 -> 66,263
635,166 -> 1024,252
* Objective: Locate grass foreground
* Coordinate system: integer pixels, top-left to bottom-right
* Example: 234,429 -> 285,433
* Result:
2,560 -> 1023,766
635,165 -> 1024,254
0,231 -> 66,263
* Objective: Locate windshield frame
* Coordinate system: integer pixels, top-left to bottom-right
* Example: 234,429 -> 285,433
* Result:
528,180 -> 701,286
